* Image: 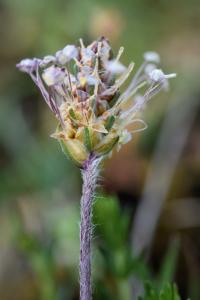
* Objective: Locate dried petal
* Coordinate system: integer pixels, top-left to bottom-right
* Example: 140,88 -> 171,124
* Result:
105,60 -> 126,74
40,55 -> 56,67
63,45 -> 78,60
42,66 -> 65,86
149,69 -> 176,83
144,63 -> 157,76
144,51 -> 160,63
56,45 -> 78,64
16,58 -> 38,73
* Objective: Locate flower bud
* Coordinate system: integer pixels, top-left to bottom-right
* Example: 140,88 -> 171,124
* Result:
60,138 -> 88,167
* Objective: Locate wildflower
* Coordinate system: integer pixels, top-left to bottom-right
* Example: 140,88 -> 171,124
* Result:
17,38 -> 176,300
16,37 -> 176,167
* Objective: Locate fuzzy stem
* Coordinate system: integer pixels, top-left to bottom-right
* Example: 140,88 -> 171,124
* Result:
80,154 -> 100,300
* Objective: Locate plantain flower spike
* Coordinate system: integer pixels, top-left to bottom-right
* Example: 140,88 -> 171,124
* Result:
17,37 -> 176,167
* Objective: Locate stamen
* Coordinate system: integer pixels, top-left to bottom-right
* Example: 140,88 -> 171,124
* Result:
116,46 -> 124,61
79,38 -> 85,49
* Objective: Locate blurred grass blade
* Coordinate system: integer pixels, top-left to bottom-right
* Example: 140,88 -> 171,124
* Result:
157,237 -> 180,288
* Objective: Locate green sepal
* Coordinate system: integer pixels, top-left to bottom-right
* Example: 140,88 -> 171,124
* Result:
69,108 -> 77,120
88,85 -> 95,96
73,63 -> 79,75
83,127 -> 92,152
102,136 -> 119,155
95,136 -> 119,156
69,108 -> 79,129
105,115 -> 115,131
59,138 -> 88,167
59,139 -> 82,167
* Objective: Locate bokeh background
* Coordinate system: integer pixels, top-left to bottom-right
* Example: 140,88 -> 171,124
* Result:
0,0 -> 200,299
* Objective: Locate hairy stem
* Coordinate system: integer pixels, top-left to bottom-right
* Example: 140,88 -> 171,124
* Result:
80,154 -> 100,300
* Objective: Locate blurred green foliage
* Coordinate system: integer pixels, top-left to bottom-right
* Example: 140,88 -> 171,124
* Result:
139,283 -> 181,300
11,195 -> 181,300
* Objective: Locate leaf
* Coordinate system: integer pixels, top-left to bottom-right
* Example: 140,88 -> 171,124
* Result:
93,195 -> 130,250
160,283 -> 181,300
93,195 -> 135,278
130,257 -> 151,280
157,237 -> 180,289
139,282 -> 181,300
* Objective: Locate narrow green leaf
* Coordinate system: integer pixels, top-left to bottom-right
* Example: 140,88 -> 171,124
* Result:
140,282 -> 181,300
157,238 -> 180,289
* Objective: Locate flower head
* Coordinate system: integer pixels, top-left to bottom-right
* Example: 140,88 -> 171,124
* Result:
17,37 -> 176,167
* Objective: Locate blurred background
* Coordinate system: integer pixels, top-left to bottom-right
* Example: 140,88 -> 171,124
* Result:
0,0 -> 200,299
